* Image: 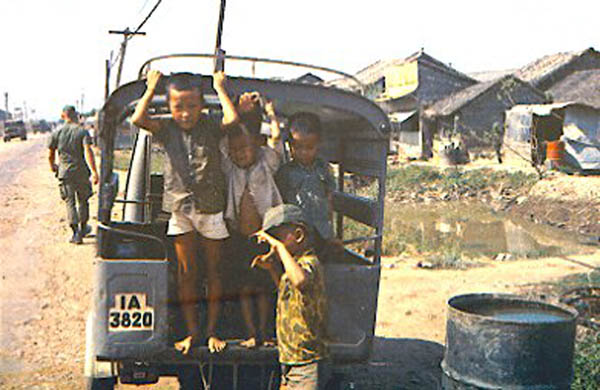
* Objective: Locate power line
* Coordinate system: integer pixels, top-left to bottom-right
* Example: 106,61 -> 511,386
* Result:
138,0 -> 152,15
107,0 -> 163,90
128,0 -> 163,40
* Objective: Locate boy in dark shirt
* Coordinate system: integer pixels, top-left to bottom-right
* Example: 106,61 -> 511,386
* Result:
131,70 -> 238,354
275,113 -> 342,256
252,204 -> 329,390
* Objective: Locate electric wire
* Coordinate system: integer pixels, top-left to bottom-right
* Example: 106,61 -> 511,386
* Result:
128,0 -> 163,40
110,0 -> 164,67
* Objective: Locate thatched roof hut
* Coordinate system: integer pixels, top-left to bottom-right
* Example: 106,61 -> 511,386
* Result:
326,50 -> 476,110
514,47 -> 600,91
424,75 -> 547,147
547,69 -> 600,109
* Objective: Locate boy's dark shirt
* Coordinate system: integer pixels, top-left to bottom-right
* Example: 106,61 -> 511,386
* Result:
154,117 -> 225,213
48,123 -> 91,181
276,250 -> 328,365
275,158 -> 335,240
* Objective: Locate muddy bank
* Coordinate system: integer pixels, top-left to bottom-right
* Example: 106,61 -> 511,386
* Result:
381,165 -> 599,245
509,196 -> 600,238
506,173 -> 600,240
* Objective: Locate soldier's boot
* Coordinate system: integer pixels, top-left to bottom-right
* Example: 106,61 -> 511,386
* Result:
69,224 -> 82,244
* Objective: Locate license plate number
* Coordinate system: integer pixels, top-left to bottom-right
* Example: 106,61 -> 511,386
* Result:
108,293 -> 154,332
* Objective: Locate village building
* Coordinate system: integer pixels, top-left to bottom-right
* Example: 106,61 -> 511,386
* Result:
514,47 -> 600,91
424,75 -> 548,148
547,69 -> 600,109
504,102 -> 600,173
328,50 -> 477,156
501,51 -> 600,172
328,49 -> 477,112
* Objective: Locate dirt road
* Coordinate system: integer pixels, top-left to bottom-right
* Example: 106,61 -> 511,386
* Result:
0,135 -> 95,389
0,137 -> 598,389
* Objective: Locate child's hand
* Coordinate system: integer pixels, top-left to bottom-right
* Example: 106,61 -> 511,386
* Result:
264,101 -> 276,118
146,70 -> 162,91
213,71 -> 227,91
238,91 -> 260,113
250,230 -> 282,268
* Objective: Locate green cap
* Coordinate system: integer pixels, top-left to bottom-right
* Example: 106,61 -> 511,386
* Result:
62,105 -> 76,113
262,204 -> 307,232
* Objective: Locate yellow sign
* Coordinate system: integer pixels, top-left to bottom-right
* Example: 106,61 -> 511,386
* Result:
384,62 -> 419,99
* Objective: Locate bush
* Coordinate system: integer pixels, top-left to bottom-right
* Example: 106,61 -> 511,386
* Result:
572,332 -> 600,389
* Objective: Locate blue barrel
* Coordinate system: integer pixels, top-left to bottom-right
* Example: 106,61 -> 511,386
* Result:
442,293 -> 577,390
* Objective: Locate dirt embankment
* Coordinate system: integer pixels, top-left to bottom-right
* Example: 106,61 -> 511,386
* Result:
384,162 -> 600,241
508,174 -> 600,238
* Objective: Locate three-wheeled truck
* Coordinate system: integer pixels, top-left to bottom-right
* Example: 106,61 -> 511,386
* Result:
86,54 -> 390,389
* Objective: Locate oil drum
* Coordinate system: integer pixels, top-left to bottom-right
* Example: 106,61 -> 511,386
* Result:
441,293 -> 577,389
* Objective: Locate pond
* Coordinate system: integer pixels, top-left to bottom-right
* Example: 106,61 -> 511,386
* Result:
348,201 -> 593,261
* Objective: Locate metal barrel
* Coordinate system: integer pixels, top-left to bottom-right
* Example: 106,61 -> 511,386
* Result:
441,293 -> 577,390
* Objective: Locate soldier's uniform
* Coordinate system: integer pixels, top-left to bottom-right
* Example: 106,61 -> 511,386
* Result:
48,122 -> 93,241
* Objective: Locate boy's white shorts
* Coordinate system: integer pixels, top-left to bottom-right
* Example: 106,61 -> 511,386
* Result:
167,208 -> 229,240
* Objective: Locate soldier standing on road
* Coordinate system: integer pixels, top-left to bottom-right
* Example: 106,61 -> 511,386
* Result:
48,105 -> 99,244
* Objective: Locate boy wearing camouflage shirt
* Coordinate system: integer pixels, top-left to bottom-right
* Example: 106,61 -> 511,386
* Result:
252,204 -> 329,390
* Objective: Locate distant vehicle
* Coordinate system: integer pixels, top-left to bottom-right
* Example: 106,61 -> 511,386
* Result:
3,120 -> 27,142
32,120 -> 51,134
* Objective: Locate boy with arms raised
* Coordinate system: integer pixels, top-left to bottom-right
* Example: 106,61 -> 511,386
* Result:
221,92 -> 282,348
252,204 -> 330,390
131,70 -> 237,354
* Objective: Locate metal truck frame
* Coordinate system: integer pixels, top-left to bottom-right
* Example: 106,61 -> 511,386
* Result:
86,54 -> 390,389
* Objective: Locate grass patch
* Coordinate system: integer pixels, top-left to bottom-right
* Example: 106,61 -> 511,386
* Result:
113,149 -> 165,173
384,165 -> 538,196
572,332 -> 600,389
526,271 -> 599,388
425,246 -> 479,270
113,149 -> 132,171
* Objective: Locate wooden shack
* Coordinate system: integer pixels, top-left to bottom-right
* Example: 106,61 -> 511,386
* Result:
424,75 -> 548,148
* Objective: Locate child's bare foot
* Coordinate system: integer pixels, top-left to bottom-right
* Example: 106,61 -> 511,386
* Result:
174,336 -> 193,354
208,336 -> 227,353
240,337 -> 258,349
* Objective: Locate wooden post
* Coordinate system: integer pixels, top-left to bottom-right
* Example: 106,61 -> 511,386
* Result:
419,109 -> 433,160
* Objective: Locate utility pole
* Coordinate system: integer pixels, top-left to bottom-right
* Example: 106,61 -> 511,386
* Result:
108,28 -> 146,89
105,59 -> 111,101
4,92 -> 8,117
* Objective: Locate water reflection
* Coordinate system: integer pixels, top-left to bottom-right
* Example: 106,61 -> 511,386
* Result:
383,202 -> 586,259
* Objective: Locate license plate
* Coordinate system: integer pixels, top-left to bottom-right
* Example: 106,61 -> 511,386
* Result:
108,293 -> 154,332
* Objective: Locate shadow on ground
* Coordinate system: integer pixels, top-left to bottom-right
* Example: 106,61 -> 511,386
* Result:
333,337 -> 444,389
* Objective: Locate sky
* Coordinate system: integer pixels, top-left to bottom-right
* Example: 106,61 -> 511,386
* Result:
0,0 -> 598,120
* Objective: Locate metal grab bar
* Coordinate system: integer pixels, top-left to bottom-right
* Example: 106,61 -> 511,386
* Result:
114,198 -> 152,205
137,53 -> 365,93
342,235 -> 381,245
